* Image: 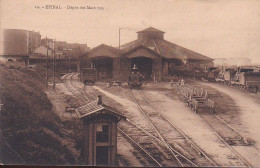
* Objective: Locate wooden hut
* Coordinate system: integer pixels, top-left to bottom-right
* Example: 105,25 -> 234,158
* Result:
76,95 -> 126,166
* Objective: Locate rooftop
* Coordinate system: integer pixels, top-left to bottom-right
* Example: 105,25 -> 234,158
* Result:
87,44 -> 119,58
76,100 -> 126,120
137,27 -> 165,33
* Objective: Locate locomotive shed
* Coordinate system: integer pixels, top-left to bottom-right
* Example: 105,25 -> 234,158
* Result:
81,27 -> 214,82
49,73 -> 260,167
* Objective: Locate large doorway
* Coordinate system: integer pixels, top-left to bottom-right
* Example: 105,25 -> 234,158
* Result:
93,57 -> 113,81
96,146 -> 109,165
131,57 -> 152,80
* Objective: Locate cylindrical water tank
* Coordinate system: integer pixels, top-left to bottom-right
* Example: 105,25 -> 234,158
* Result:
0,29 -> 29,56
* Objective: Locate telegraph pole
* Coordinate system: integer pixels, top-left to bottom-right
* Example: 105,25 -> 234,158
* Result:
46,36 -> 49,88
118,28 -> 121,81
69,50 -> 71,72
53,39 -> 56,89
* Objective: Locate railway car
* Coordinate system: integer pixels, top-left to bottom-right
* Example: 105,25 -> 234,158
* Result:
230,67 -> 260,93
80,68 -> 97,85
128,64 -> 142,89
203,67 -> 220,82
215,68 -> 237,84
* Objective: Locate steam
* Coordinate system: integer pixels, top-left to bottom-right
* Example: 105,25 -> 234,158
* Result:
214,57 -> 260,66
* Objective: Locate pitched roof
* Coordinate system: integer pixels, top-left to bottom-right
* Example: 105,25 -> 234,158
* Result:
119,35 -> 213,61
76,101 -> 126,119
122,45 -> 161,58
137,27 -> 165,33
87,44 -> 119,58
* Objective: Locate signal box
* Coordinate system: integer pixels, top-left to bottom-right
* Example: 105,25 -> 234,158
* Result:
76,95 -> 126,166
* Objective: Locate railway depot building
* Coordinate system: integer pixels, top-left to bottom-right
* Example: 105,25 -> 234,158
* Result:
82,27 -> 214,81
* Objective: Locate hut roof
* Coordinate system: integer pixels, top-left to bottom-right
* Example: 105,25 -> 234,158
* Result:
76,101 -> 126,120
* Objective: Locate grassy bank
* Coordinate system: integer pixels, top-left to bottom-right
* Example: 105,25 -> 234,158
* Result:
0,65 -> 81,165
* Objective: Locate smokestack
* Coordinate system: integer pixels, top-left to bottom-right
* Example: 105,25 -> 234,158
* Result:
97,95 -> 103,105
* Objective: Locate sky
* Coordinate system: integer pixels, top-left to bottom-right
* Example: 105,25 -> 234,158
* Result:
1,0 -> 260,63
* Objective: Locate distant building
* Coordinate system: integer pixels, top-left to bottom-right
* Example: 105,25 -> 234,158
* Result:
40,39 -> 89,60
82,27 -> 214,81
31,46 -> 53,59
66,43 -> 89,59
0,29 -> 42,67
28,31 -> 41,54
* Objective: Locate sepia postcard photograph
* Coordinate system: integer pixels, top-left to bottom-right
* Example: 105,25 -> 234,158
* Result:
0,0 -> 260,167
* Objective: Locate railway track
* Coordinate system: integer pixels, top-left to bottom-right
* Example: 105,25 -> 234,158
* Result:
212,114 -> 258,149
131,89 -> 219,167
200,113 -> 256,147
63,73 -> 256,167
80,76 -> 188,166
63,73 -> 89,104
196,82 -> 259,149
196,113 -> 252,167
187,83 -> 258,145
175,83 -> 255,167
63,73 -> 184,166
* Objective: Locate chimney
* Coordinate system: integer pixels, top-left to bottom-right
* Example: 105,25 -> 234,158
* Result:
97,95 -> 103,105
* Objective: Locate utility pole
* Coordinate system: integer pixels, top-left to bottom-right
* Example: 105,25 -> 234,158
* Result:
118,28 -> 121,81
53,39 -> 56,89
69,49 -> 71,72
46,36 -> 49,88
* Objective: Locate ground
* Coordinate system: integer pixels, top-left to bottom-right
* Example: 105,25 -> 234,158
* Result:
92,81 -> 260,167
3,66 -> 259,166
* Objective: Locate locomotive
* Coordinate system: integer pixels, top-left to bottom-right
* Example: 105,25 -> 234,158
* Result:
215,67 -> 260,93
128,64 -> 143,89
203,67 -> 220,82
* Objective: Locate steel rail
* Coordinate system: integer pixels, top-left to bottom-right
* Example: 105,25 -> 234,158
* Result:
63,74 -> 165,166
176,82 -> 253,167
213,114 -> 258,149
199,81 -> 259,149
197,114 -> 252,167
126,118 -> 199,167
118,127 -> 163,167
68,73 -> 92,103
63,74 -> 89,104
66,73 -> 103,112
140,90 -> 219,167
130,89 -> 190,167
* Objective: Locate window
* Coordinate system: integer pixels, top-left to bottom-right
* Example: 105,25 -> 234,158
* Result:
96,125 -> 109,142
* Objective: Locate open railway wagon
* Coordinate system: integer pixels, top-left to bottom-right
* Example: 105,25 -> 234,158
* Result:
80,68 -> 97,85
230,67 -> 260,93
128,64 -> 142,89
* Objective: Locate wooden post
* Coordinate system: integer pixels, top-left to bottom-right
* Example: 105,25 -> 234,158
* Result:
46,36 -> 49,88
118,28 -> 121,81
53,39 -> 56,89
